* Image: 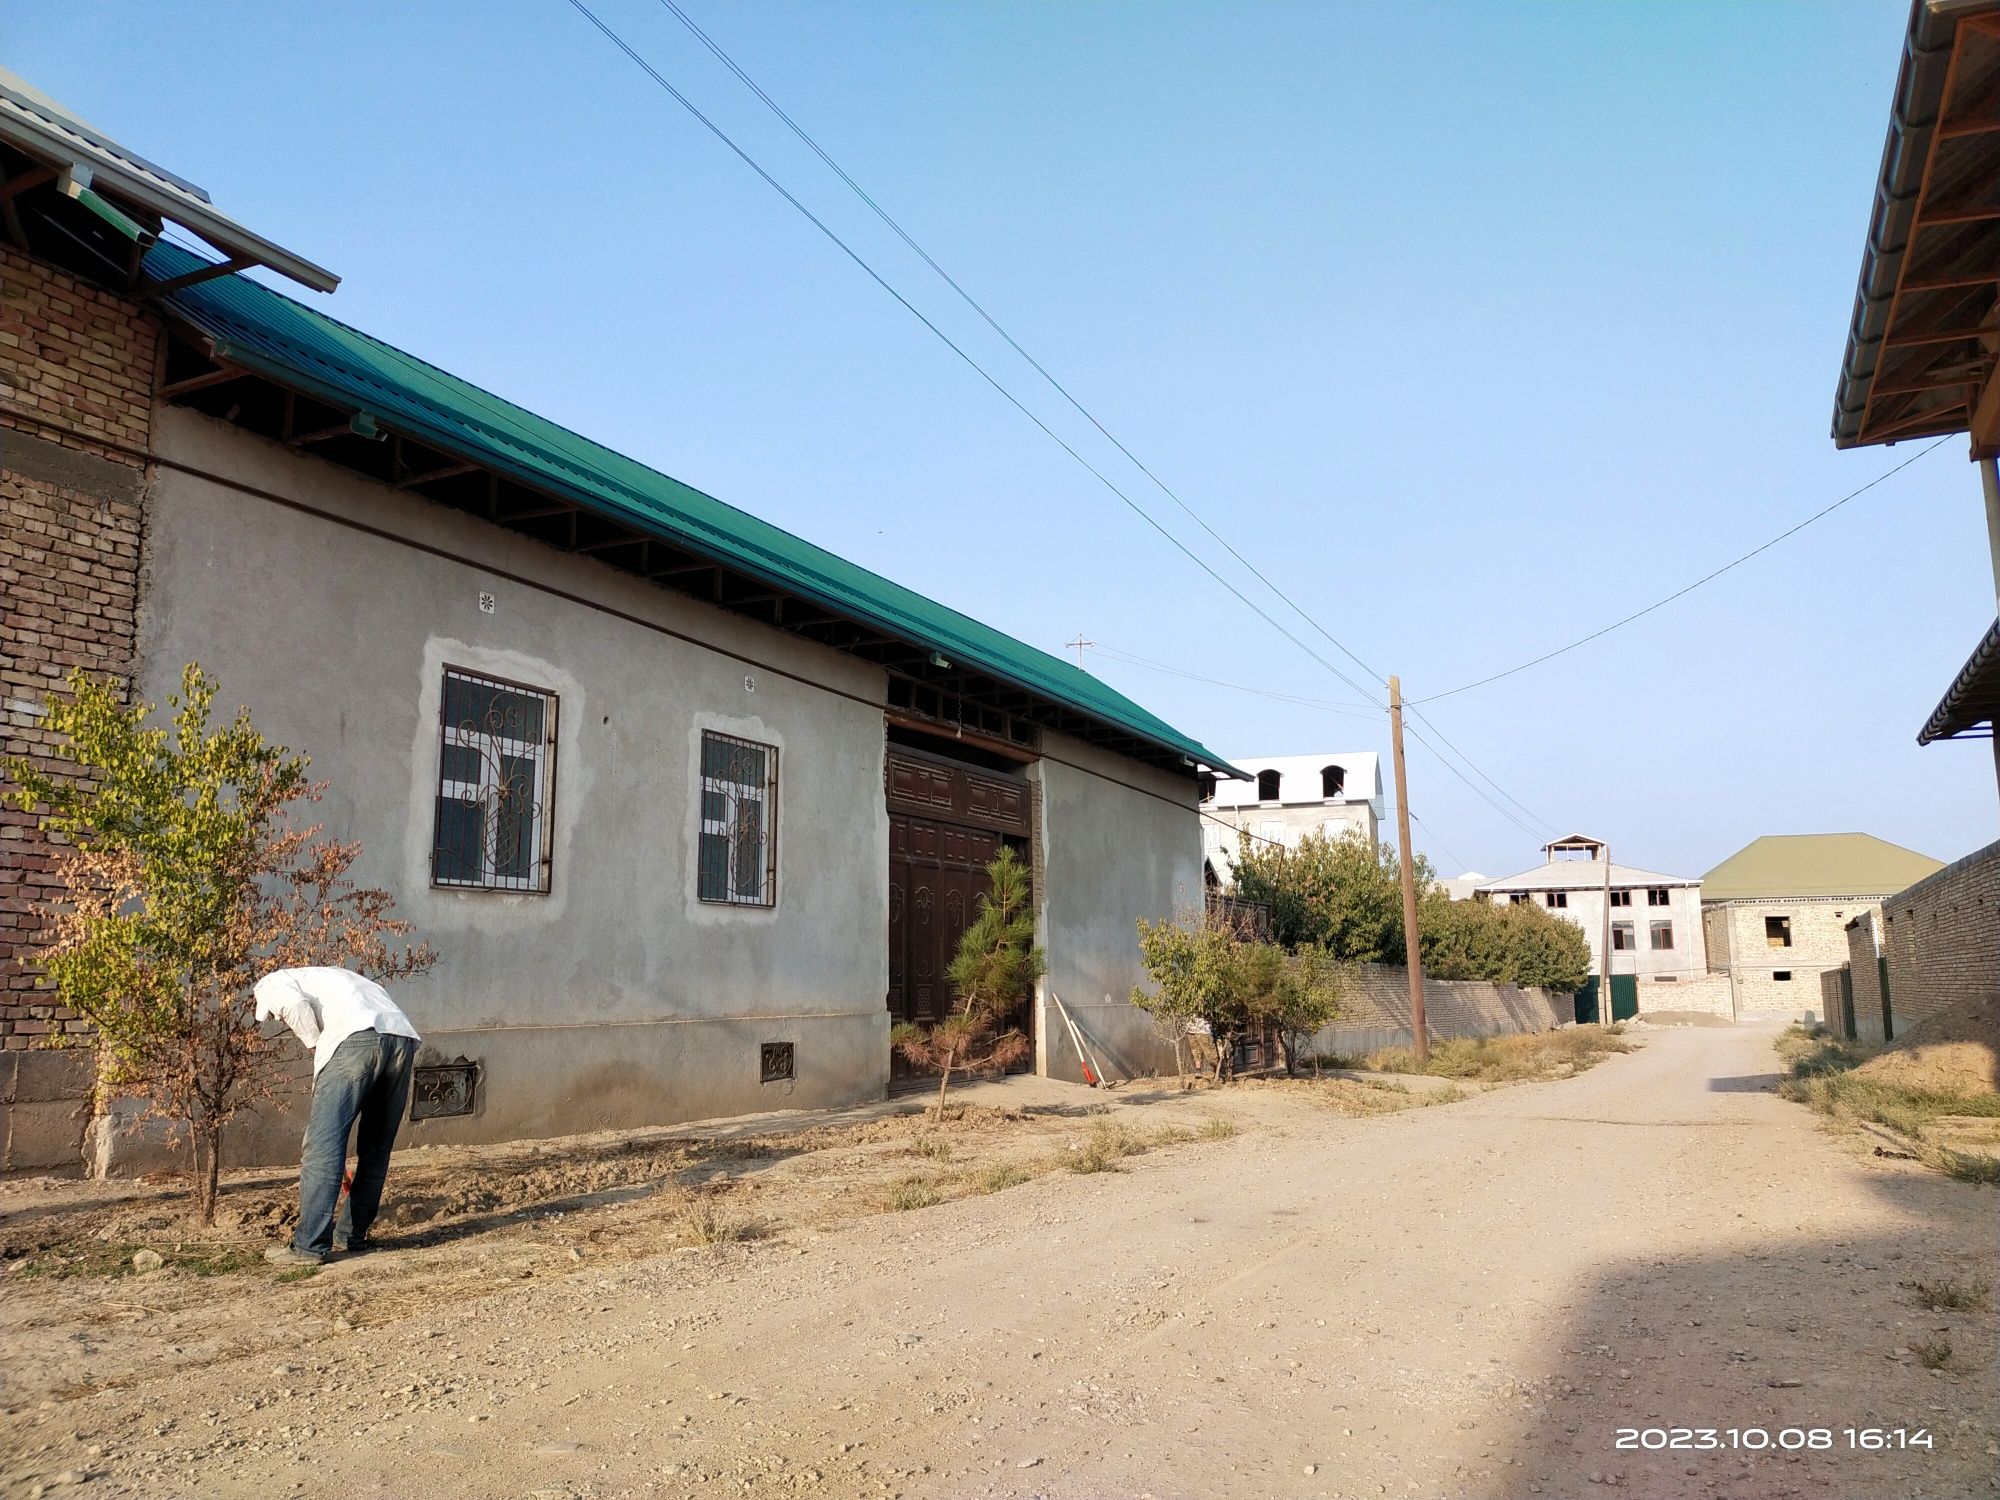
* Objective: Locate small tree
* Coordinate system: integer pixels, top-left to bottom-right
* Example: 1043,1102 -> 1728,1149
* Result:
1132,910 -> 1269,1083
1258,945 -> 1349,1077
892,847 -> 1041,1118
8,666 -> 434,1224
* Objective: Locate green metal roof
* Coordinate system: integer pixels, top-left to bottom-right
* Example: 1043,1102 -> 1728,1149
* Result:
145,241 -> 1236,776
1700,833 -> 1944,903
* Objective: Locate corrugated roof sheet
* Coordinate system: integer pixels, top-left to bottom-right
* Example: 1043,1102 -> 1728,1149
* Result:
1700,833 -> 1944,902
1918,617 -> 2000,744
0,67 -> 338,293
1479,860 -> 1694,893
143,240 -> 1234,775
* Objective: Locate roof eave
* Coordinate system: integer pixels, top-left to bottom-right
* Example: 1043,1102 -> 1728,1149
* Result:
184,326 -> 1237,778
0,108 -> 338,294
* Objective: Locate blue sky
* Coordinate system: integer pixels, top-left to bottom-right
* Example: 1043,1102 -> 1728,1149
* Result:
14,1 -> 1991,879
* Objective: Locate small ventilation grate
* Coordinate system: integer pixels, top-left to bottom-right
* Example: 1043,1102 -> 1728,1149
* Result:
410,1059 -> 479,1119
760,1041 -> 795,1084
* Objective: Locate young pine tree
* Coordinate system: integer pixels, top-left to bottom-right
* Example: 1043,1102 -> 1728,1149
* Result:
893,847 -> 1043,1119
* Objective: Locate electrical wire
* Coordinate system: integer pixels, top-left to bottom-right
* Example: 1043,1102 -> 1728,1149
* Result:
622,0 -> 1585,840
1412,436 -> 1955,705
1084,641 -> 1382,718
567,0 -> 1592,848
562,0 -> 1388,716
652,0 -> 1387,693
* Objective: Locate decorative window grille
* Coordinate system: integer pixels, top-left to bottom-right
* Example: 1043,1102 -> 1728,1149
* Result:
761,1041 -> 795,1083
431,668 -> 557,892
698,731 -> 778,906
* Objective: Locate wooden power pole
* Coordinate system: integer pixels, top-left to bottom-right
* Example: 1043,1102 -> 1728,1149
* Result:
1387,676 -> 1428,1067
1599,839 -> 1614,1027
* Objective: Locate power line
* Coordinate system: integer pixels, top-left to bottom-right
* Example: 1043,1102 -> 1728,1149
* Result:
562,0 -> 1388,715
1084,641 -> 1381,718
647,0 -> 1578,837
571,0 -> 1560,846
1413,437 -> 1954,705
652,0 -> 1387,694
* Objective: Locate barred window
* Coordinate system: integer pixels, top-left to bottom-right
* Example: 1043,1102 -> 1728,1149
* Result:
432,668 -> 557,892
699,731 -> 777,906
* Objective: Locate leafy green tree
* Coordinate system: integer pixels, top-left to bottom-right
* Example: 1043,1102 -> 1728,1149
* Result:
1503,900 -> 1593,992
1229,829 -> 1431,962
7,666 -> 433,1223
1257,945 -> 1349,1076
1418,889 -> 1591,992
1132,910 -> 1250,1081
892,847 -> 1041,1118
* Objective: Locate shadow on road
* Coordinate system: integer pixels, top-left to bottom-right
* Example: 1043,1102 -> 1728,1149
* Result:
1464,1181 -> 1997,1499
1708,1073 -> 1782,1093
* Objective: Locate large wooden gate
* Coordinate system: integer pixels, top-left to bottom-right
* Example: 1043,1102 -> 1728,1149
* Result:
886,745 -> 1033,1077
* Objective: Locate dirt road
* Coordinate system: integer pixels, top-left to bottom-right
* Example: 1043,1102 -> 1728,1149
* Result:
6,1025 -> 1995,1499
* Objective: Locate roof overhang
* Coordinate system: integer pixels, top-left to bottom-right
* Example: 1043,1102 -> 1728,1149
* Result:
0,68 -> 338,294
1918,616 -> 2000,740
1832,1 -> 2000,453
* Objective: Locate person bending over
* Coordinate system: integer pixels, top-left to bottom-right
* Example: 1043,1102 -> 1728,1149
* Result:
254,966 -> 421,1266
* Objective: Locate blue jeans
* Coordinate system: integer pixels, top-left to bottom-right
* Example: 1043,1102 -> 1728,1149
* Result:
294,1030 -> 416,1258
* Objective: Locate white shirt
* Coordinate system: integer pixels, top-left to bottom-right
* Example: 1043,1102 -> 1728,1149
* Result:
253,967 -> 421,1076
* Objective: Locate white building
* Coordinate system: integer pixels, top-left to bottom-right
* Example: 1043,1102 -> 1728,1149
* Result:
1478,835 -> 1708,985
1437,871 -> 1490,901
1198,753 -> 1383,886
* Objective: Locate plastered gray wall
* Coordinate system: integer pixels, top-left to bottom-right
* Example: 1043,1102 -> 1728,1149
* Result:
1031,734 -> 1203,1083
118,410 -> 893,1166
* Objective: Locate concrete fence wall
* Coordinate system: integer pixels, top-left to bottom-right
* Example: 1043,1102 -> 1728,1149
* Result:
1305,964 -> 1568,1058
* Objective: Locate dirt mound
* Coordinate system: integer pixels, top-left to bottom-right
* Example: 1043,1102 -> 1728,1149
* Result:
1856,995 -> 2000,1097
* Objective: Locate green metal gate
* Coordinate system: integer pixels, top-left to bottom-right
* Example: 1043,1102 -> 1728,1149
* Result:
1573,974 -> 1638,1024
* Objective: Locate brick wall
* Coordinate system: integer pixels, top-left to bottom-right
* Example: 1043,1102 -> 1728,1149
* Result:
1641,971 -> 1734,1017
1,245 -> 158,1055
1878,840 -> 2000,1038
1846,912 -> 1888,1044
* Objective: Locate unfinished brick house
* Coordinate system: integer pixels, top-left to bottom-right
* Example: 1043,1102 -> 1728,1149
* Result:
0,70 -> 1241,1174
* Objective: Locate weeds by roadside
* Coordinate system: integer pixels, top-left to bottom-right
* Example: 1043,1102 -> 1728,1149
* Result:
881,1175 -> 945,1211
1776,1026 -> 2000,1182
1902,1277 -> 1990,1313
14,1241 -> 268,1280
1912,1334 -> 1954,1370
1364,1028 -> 1632,1082
676,1196 -> 764,1246
972,1163 -> 1033,1194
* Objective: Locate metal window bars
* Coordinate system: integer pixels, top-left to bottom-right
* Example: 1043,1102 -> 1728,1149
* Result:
432,667 -> 558,892
698,730 -> 778,906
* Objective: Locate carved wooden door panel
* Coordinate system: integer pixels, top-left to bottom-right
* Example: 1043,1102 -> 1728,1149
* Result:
885,745 -> 1033,1078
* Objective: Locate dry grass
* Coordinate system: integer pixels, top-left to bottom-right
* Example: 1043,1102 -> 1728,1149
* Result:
675,1196 -> 763,1246
1912,1334 -> 1954,1370
1902,1277 -> 1990,1313
905,1136 -> 954,1161
1778,1027 -> 2000,1182
1365,1027 -> 1633,1083
880,1175 -> 946,1211
1065,1120 -> 1143,1174
971,1162 -> 1035,1194
1197,1116 -> 1237,1141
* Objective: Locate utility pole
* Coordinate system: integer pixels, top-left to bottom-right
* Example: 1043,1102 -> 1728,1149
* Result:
1066,634 -> 1094,669
1387,676 -> 1428,1067
1599,838 -> 1614,1027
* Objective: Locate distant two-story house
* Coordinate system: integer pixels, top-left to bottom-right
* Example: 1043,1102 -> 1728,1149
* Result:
1198,752 -> 1383,886
1700,834 -> 1944,1021
1478,835 -> 1707,984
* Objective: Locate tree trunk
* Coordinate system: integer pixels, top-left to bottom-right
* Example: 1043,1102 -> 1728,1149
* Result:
192,1121 -> 222,1226
934,1051 -> 955,1120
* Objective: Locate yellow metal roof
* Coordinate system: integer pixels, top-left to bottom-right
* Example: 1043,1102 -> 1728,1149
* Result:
1700,833 -> 1944,902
